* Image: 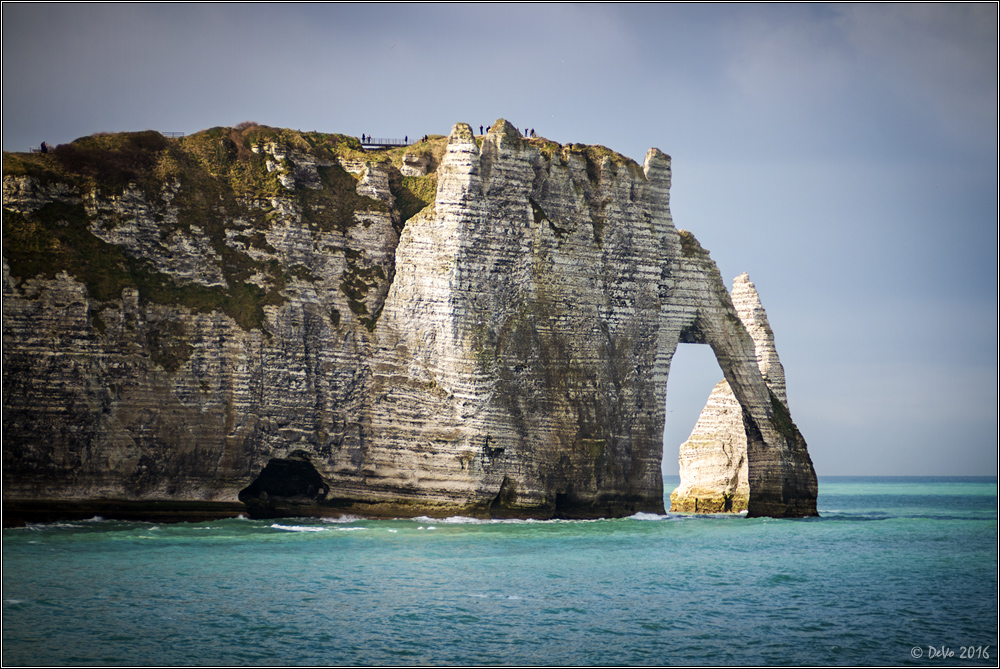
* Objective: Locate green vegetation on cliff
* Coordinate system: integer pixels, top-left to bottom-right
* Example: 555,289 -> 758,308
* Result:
2,125 -> 407,334
2,200 -> 284,332
678,229 -> 709,258
2,125 -> 647,335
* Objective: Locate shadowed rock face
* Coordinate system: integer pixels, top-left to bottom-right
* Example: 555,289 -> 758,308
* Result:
2,120 -> 816,520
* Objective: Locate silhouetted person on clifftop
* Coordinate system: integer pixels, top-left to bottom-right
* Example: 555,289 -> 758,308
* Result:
40,142 -> 48,154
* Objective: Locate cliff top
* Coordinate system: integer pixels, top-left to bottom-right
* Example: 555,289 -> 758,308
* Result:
3,121 -> 664,336
4,120 -> 658,193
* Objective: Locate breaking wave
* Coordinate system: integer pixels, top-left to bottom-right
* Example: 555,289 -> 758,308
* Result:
269,523 -> 327,533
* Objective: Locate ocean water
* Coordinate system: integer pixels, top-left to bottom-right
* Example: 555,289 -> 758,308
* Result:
3,477 -> 997,666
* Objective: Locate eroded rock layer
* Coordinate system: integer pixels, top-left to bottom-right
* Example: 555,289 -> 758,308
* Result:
3,120 -> 817,520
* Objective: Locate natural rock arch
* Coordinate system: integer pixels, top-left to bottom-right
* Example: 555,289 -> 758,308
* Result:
668,273 -> 815,515
2,119 -> 817,521
353,121 -> 817,518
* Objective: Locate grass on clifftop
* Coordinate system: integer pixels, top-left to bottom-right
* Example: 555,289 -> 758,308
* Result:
378,135 -> 447,227
379,135 -> 448,172
678,230 -> 710,259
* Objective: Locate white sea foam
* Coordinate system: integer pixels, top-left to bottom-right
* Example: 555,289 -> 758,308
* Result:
320,515 -> 364,524
336,527 -> 368,531
407,513 -> 702,525
270,523 -> 327,533
427,515 -> 483,524
410,515 -> 539,525
25,522 -> 80,530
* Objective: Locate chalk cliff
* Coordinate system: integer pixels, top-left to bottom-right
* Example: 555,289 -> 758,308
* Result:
2,120 -> 817,521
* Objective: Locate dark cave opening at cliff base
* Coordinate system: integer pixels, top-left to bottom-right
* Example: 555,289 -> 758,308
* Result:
238,456 -> 328,518
661,344 -> 724,484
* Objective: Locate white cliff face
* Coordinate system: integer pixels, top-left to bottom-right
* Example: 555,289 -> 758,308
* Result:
255,141 -> 330,190
2,175 -> 82,211
367,121 -> 675,515
399,152 -> 431,177
2,121 -> 816,520
732,272 -> 787,407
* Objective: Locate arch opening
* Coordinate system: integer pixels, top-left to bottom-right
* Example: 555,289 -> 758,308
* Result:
661,344 -> 728,491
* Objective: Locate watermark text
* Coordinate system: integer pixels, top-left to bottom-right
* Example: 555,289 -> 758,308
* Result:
910,646 -> 991,660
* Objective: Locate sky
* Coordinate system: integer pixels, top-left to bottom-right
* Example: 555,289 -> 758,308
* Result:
3,3 -> 997,476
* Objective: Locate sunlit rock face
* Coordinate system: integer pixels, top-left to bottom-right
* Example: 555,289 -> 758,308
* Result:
363,121 -> 676,518
2,120 -> 816,520
671,378 -> 751,513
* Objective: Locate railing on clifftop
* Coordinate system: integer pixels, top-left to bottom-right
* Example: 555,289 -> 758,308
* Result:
361,137 -> 411,150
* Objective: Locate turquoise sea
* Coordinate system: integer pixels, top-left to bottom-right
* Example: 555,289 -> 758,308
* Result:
3,477 -> 997,666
